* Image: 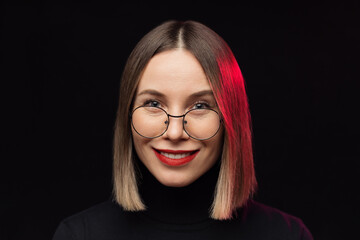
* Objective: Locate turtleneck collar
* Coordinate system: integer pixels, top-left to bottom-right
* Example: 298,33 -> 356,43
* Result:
136,158 -> 220,224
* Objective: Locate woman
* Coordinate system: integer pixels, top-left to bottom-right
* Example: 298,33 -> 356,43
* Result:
53,20 -> 313,239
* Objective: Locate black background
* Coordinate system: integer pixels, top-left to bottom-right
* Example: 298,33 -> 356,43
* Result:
2,1 -> 359,240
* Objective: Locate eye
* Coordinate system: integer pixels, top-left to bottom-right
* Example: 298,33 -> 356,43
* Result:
143,99 -> 161,108
193,102 -> 211,109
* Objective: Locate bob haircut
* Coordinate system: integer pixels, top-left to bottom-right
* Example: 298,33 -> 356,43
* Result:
113,20 -> 257,220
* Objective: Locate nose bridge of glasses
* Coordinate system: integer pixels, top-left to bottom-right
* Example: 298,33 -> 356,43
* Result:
165,112 -> 186,136
166,113 -> 185,126
167,112 -> 187,128
168,113 -> 186,119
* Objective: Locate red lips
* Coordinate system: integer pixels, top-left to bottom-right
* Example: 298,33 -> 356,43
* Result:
153,148 -> 199,166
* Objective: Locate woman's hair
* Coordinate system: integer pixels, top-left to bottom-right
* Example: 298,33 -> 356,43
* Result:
113,20 -> 257,220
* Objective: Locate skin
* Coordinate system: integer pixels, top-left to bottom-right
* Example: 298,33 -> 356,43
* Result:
132,49 -> 224,187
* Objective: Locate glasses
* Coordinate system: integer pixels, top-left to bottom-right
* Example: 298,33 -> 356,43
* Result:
131,106 -> 222,140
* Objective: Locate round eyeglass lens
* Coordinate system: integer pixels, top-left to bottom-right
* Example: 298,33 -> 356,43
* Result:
184,109 -> 221,140
131,107 -> 168,138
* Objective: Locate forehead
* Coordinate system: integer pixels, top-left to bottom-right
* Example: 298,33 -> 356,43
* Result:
136,50 -> 211,95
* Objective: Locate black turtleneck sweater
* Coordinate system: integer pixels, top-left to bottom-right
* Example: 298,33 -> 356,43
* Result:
53,161 -> 313,240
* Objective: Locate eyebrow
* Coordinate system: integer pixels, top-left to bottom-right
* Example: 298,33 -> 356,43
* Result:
137,89 -> 214,98
137,89 -> 165,97
188,90 -> 214,98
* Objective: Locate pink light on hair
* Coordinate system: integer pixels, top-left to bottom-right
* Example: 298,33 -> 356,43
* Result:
212,46 -> 255,216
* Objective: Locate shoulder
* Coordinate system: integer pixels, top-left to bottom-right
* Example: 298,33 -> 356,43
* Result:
52,201 -> 130,240
232,200 -> 313,240
61,200 -> 124,225
242,200 -> 304,225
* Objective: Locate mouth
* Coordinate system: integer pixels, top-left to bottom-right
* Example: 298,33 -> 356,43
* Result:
153,148 -> 200,166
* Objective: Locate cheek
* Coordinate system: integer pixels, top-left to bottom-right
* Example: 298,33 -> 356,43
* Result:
132,131 -> 144,156
209,128 -> 224,154
200,129 -> 224,169
132,130 -> 152,159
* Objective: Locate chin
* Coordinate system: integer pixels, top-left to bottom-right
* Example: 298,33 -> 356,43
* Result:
156,172 -> 196,188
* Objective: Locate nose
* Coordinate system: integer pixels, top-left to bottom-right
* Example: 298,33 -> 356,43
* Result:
164,116 -> 189,141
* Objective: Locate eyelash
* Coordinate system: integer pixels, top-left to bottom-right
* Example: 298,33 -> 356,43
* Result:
142,99 -> 162,108
141,99 -> 212,110
192,101 -> 211,109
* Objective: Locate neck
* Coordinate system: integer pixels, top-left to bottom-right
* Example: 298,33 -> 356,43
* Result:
136,159 -> 220,224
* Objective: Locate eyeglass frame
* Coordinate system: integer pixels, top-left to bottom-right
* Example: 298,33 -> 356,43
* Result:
130,106 -> 222,141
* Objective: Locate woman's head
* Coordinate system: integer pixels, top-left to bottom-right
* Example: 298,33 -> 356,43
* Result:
131,49 -> 224,188
113,20 -> 257,220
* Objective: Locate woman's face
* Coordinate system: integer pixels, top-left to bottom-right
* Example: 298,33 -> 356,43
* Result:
131,49 -> 224,187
